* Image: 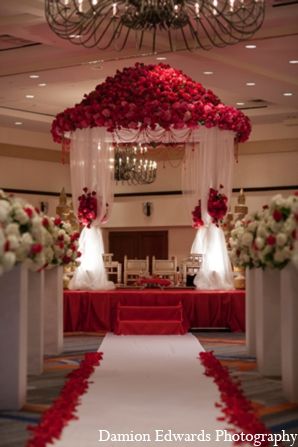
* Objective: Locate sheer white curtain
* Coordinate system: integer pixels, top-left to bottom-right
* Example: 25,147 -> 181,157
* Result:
182,128 -> 234,290
69,127 -> 115,290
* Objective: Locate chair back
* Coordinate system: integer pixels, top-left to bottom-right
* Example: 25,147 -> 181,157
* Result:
152,256 -> 177,284
123,256 -> 149,285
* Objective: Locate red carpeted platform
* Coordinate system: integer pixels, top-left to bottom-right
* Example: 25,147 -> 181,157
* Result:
64,289 -> 245,333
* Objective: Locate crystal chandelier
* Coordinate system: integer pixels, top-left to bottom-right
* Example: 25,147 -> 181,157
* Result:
114,144 -> 157,184
45,1 -> 265,52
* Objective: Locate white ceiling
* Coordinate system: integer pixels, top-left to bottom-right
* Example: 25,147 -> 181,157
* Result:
0,0 -> 297,141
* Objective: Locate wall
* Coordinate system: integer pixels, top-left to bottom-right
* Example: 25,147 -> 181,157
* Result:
0,127 -> 297,260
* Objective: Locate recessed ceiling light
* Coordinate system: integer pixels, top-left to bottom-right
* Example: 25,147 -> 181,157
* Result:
14,121 -> 23,126
25,94 -> 34,99
245,44 -> 256,49
246,82 -> 255,86
283,92 -> 293,96
236,102 -> 245,106
70,34 -> 81,38
203,71 -> 213,75
156,56 -> 167,61
289,60 -> 298,64
38,83 -> 47,87
29,74 -> 39,79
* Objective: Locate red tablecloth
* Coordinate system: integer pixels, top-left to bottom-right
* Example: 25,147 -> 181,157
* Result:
64,289 -> 245,333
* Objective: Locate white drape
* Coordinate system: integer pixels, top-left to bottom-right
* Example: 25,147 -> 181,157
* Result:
182,128 -> 234,290
69,127 -> 115,290
68,125 -> 234,290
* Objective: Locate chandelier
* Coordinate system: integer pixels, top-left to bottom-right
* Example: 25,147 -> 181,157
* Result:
45,1 -> 265,52
114,144 -> 157,184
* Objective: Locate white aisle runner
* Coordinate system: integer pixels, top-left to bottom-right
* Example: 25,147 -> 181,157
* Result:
54,334 -> 234,447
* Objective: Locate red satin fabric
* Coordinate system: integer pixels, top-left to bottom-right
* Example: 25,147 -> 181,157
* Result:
64,289 -> 245,333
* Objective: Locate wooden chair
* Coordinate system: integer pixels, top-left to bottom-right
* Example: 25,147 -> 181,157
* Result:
181,254 -> 203,286
102,253 -> 122,285
123,256 -> 149,285
152,256 -> 178,285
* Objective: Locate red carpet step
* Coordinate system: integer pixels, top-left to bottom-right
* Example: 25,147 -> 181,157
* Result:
115,302 -> 188,335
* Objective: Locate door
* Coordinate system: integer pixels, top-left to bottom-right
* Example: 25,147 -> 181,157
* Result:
109,230 -> 168,273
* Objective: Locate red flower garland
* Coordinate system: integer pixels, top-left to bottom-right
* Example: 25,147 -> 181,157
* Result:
192,200 -> 204,228
78,187 -> 97,228
207,185 -> 228,226
191,186 -> 228,227
51,63 -> 251,144
26,352 -> 102,447
199,351 -> 271,446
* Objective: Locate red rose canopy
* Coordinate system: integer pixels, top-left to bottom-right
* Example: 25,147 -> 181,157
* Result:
51,63 -> 251,144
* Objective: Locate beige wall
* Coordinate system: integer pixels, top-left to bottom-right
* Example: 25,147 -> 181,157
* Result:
0,128 -> 297,260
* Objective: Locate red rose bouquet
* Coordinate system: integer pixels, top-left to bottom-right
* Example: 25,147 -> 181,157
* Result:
207,185 -> 228,226
192,200 -> 204,228
78,188 -> 97,228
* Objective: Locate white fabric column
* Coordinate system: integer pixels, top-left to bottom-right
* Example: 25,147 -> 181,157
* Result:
280,262 -> 298,401
28,270 -> 44,375
69,127 -> 115,290
0,264 -> 28,410
44,266 -> 63,356
185,128 -> 234,290
245,268 -> 257,356
255,269 -> 281,376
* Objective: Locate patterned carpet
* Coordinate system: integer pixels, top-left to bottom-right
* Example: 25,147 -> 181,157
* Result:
0,332 -> 297,447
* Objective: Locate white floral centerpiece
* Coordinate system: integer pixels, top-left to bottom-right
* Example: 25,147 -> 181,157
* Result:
0,190 -> 81,275
230,193 -> 298,270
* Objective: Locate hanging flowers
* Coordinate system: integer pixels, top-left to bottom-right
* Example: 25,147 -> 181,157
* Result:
191,186 -> 228,228
207,185 -> 228,226
192,200 -> 204,228
78,188 -> 97,228
51,63 -> 251,144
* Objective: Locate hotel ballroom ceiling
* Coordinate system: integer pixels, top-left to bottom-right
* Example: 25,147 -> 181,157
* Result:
0,0 -> 297,141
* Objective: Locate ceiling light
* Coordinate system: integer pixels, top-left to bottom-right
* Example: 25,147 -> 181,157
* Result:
45,0 -> 266,53
156,56 -> 167,61
246,82 -> 255,86
289,60 -> 298,64
38,83 -> 47,87
203,71 -> 213,75
245,44 -> 256,49
236,102 -> 245,106
283,92 -> 293,96
29,74 -> 39,79
14,121 -> 23,126
25,94 -> 34,99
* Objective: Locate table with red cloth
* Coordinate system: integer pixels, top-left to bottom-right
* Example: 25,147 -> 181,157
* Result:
64,289 -> 245,333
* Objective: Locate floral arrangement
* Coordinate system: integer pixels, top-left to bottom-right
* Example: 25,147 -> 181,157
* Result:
42,216 -> 81,267
230,193 -> 298,270
26,352 -> 102,447
0,190 -> 81,275
78,187 -> 97,228
51,63 -> 251,144
192,186 -> 228,228
199,351 -> 271,446
192,200 -> 204,228
207,185 -> 228,226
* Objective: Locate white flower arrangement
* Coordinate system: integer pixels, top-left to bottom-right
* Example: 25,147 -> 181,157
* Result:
229,193 -> 298,270
0,190 -> 81,275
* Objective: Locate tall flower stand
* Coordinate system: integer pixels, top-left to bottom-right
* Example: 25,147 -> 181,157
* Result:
44,266 -> 63,356
0,264 -> 28,410
281,262 -> 298,401
255,268 -> 281,376
28,270 -> 44,375
245,268 -> 257,356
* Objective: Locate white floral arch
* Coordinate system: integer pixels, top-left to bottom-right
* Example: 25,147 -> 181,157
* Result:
69,125 -> 234,290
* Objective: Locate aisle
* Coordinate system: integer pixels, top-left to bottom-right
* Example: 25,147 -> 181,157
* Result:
53,334 -> 234,447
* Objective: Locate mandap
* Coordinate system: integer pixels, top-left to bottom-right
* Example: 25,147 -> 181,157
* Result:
51,63 -> 251,291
